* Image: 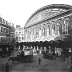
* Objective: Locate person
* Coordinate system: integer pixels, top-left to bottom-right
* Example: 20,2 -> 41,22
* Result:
20,51 -> 24,61
5,63 -> 9,72
38,58 -> 41,65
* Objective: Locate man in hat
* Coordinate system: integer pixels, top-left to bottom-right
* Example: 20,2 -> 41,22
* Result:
5,63 -> 9,72
38,58 -> 41,65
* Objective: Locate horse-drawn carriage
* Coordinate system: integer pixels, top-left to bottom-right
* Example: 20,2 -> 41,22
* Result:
8,48 -> 33,63
8,50 -> 21,63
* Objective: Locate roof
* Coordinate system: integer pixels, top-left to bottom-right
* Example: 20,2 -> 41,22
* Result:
24,4 -> 72,28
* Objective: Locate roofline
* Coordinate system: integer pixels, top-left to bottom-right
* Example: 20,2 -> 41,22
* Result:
24,9 -> 72,29
24,4 -> 72,28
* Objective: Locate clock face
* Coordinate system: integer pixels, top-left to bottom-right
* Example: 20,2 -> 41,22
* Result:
38,14 -> 42,21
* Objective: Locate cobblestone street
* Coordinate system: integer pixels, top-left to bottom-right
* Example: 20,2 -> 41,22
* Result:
8,54 -> 70,72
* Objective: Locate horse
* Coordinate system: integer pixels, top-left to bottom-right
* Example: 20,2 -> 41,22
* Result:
8,55 -> 20,63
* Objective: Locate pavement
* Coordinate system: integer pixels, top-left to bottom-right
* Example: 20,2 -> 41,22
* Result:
0,53 -> 71,72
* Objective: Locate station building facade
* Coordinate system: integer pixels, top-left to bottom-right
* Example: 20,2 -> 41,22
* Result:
24,4 -> 72,42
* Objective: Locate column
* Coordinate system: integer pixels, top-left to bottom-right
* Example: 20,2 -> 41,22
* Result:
45,25 -> 47,36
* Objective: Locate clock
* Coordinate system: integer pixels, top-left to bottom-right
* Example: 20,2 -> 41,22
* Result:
38,14 -> 42,21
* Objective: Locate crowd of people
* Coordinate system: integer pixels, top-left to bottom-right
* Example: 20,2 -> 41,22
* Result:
0,44 -> 72,72
0,46 -> 14,57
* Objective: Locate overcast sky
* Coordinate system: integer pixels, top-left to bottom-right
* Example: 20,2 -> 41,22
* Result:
0,0 -> 72,27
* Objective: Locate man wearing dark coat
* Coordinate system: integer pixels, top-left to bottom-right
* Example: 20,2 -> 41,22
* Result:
39,58 -> 41,65
5,63 -> 9,72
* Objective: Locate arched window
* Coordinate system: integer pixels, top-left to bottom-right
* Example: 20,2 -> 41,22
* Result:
25,30 -> 27,39
30,28 -> 33,39
42,24 -> 46,36
39,28 -> 42,36
36,28 -> 38,38
64,18 -> 69,35
42,28 -> 44,36
48,25 -> 50,35
33,28 -> 36,38
57,22 -> 60,35
27,31 -> 29,39
52,23 -> 55,35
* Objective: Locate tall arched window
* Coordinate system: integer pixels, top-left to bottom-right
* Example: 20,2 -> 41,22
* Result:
42,28 -> 44,36
27,31 -> 29,39
39,28 -> 41,37
42,24 -> 46,36
64,18 -> 69,35
36,28 -> 39,38
32,28 -> 34,38
47,25 -> 49,36
30,28 -> 33,39
52,23 -> 55,35
48,25 -> 50,35
57,22 -> 60,35
25,30 -> 27,39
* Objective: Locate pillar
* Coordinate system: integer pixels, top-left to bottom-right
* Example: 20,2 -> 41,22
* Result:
50,23 -> 52,36
45,25 -> 47,36
47,24 -> 50,36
